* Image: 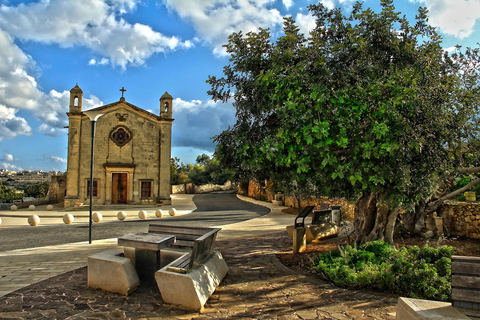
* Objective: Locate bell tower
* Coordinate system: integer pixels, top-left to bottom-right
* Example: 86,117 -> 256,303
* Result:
69,83 -> 83,113
160,91 -> 173,119
158,91 -> 173,204
64,83 -> 84,208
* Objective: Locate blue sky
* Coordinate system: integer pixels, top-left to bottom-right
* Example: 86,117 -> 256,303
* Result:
0,0 -> 479,172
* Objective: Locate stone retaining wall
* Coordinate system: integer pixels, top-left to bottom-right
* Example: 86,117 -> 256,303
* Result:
245,180 -> 355,221
440,200 -> 480,239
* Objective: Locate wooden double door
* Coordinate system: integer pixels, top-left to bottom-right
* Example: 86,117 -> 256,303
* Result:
112,173 -> 128,204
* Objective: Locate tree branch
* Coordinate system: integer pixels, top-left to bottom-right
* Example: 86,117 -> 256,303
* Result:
426,177 -> 480,213
458,167 -> 480,174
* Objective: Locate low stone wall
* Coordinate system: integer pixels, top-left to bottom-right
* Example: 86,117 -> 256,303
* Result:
440,200 -> 480,239
171,184 -> 186,194
194,181 -> 233,194
245,180 -> 355,221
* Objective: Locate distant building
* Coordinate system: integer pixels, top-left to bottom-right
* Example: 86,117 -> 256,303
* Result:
64,84 -> 173,208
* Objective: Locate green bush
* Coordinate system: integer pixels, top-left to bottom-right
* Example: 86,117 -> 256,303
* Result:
313,241 -> 454,301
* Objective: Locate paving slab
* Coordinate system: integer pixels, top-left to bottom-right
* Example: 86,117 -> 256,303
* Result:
0,195 -> 398,319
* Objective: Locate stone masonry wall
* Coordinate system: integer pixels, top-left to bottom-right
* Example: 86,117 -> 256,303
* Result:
245,180 -> 355,221
440,200 -> 480,239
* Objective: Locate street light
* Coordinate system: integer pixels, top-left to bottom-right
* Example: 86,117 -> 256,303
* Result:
84,110 -> 104,244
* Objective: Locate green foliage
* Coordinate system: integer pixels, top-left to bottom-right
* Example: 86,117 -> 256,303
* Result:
24,183 -> 49,198
454,176 -> 480,199
170,154 -> 234,186
0,182 -> 23,203
314,241 -> 454,301
208,1 -> 480,211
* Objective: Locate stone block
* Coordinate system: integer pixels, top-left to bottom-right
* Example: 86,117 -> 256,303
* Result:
396,297 -> 470,320
271,200 -> 283,206
287,224 -> 338,243
292,227 -> 306,253
306,223 -> 338,242
155,251 -> 228,312
88,249 -> 139,295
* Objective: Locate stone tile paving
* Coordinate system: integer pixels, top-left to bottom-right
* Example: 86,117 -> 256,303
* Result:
0,239 -> 117,298
0,230 -> 397,319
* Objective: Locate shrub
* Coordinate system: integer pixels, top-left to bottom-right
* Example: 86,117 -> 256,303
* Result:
313,241 -> 453,301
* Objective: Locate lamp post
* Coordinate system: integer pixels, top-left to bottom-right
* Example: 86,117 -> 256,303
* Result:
83,110 -> 104,244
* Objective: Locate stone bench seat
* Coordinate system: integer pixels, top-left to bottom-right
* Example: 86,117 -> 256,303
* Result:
87,249 -> 140,296
150,224 -> 228,312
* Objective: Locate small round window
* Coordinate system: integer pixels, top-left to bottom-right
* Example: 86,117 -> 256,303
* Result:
110,126 -> 132,147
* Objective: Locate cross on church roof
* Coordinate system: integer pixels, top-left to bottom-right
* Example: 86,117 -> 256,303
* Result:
120,87 -> 126,98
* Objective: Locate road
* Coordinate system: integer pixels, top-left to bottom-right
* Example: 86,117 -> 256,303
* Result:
0,192 -> 269,252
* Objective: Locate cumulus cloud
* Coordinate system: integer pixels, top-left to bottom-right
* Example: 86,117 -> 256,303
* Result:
0,26 -> 103,140
89,58 -> 110,66
0,0 -> 192,68
163,0 -> 283,56
1,163 -> 23,171
44,155 -> 67,163
283,0 -> 294,9
172,97 -> 236,151
1,154 -> 18,161
410,0 -> 480,38
295,12 -> 316,36
0,104 -> 32,141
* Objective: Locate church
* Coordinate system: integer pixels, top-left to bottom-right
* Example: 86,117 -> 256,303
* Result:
64,84 -> 173,208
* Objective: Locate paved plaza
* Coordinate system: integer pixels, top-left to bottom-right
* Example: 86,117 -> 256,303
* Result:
0,195 -> 398,319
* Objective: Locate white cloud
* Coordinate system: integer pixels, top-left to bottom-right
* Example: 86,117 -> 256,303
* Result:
163,0 -> 283,56
1,154 -> 16,161
283,0 -> 294,9
172,97 -> 236,151
0,28 -> 103,140
1,162 -> 23,171
89,58 -> 110,66
410,0 -> 480,38
320,0 -> 335,10
295,12 -> 316,36
0,0 -> 192,68
0,104 -> 32,141
44,155 -> 67,163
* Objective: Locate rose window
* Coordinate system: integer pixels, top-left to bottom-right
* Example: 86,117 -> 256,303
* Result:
110,126 -> 132,147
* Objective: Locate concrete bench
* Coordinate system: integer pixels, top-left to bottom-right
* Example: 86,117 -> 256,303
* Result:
286,205 -> 338,252
148,224 -> 220,250
87,249 -> 140,295
149,225 -> 228,312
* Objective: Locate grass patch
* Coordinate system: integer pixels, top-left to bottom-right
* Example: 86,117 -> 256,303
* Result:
313,240 -> 453,301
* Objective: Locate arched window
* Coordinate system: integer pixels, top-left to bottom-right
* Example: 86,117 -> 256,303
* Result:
164,102 -> 169,113
74,97 -> 79,107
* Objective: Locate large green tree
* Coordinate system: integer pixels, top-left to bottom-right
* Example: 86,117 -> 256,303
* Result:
208,0 -> 480,243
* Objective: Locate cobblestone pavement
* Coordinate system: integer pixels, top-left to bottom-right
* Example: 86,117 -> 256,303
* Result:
0,230 -> 397,319
0,196 -> 398,319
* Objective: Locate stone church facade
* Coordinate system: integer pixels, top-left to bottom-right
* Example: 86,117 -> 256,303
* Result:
64,84 -> 173,208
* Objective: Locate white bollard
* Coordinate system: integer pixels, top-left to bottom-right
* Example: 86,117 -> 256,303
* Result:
169,208 -> 177,216
28,205 -> 36,211
92,212 -> 102,222
0,217 -> 2,225
46,204 -> 54,211
138,210 -> 148,219
155,209 -> 164,218
28,215 -> 40,226
63,214 -> 74,224
10,205 -> 17,211
117,211 -> 127,221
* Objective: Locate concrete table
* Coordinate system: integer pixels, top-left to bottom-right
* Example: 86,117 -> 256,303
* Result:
118,232 -> 175,281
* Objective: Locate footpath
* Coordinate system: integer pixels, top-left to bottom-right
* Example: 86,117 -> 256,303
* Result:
0,195 -> 398,319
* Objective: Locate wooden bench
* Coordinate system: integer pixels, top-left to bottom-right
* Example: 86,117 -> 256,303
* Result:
452,255 -> 480,319
148,224 -> 221,273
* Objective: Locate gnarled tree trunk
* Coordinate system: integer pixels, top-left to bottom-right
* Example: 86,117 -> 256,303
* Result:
353,192 -> 399,244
